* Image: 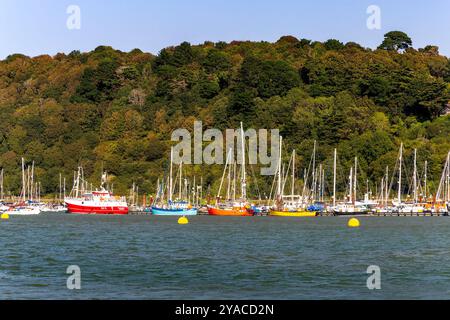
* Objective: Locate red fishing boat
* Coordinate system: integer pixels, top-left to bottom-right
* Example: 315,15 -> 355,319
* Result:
65,168 -> 128,215
65,190 -> 128,215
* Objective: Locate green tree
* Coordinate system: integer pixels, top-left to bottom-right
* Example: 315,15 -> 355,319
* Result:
240,56 -> 301,98
378,31 -> 412,51
202,49 -> 231,73
324,39 -> 344,51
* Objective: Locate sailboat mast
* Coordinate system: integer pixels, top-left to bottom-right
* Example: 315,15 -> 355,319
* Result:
179,160 -> 183,200
333,149 -> 337,207
277,136 -> 283,200
156,178 -> 161,202
413,149 -> 417,204
77,167 -> 81,198
136,185 -> 139,206
169,147 -> 173,202
193,176 -> 196,206
59,173 -> 62,202
0,168 -> 3,200
349,167 -> 353,203
233,161 -> 236,201
27,166 -> 30,201
424,160 -> 428,200
317,165 -> 321,202
322,167 -> 325,202
227,158 -> 231,200
200,176 -> 203,203
31,161 -> 34,202
217,149 -> 231,202
312,140 -> 317,200
240,122 -> 247,200
291,150 -> 296,196
353,157 -> 357,204
318,164 -> 323,202
385,166 -> 389,207
398,143 -> 403,204
22,157 -> 26,202
447,152 -> 450,203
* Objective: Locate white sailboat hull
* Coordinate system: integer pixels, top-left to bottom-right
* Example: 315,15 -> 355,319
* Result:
7,207 -> 41,215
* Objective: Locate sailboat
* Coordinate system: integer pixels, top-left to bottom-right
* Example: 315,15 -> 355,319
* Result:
388,144 -> 427,214
208,122 -> 254,216
7,158 -> 41,215
434,151 -> 450,215
269,138 -> 317,217
397,148 -> 425,213
0,169 -> 10,212
331,152 -> 372,215
375,165 -> 392,214
44,173 -> 67,213
151,147 -> 198,216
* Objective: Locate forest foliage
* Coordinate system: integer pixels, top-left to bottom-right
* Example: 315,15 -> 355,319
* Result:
0,32 -> 449,199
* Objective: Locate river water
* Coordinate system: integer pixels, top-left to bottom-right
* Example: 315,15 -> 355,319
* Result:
1,214 -> 450,299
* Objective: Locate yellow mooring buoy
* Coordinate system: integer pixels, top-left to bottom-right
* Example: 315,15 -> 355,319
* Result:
1,213 -> 10,220
178,216 -> 189,225
348,218 -> 360,228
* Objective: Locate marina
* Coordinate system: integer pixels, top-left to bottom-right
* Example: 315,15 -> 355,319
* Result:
0,142 -> 449,217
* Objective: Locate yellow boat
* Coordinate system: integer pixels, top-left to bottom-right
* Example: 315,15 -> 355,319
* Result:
269,210 -> 318,217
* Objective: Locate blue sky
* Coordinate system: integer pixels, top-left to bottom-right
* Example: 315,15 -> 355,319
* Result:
1,0 -> 449,59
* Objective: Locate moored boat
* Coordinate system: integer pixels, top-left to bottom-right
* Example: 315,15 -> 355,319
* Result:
269,140 -> 317,217
207,123 -> 254,217
65,169 -> 128,215
6,203 -> 41,215
331,203 -> 369,215
207,203 -> 253,216
43,204 -> 67,213
269,210 -> 317,217
65,190 -> 128,215
6,158 -> 42,215
43,173 -> 67,213
433,151 -> 450,216
152,208 -> 197,216
151,147 -> 198,216
152,201 -> 197,216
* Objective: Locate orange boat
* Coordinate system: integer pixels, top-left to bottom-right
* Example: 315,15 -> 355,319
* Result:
208,204 -> 254,216
208,122 -> 254,217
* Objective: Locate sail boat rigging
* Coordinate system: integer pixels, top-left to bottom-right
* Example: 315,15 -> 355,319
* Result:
152,146 -> 198,216
269,139 -> 318,217
208,122 -> 254,216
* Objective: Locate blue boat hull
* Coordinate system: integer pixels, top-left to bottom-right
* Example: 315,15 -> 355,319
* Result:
151,207 -> 198,216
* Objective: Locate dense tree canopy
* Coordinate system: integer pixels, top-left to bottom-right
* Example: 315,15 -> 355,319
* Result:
0,33 -> 449,199
378,31 -> 413,52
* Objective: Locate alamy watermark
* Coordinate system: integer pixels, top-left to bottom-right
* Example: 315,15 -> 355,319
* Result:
367,5 -> 381,30
171,121 -> 280,176
66,5 -> 81,30
66,265 -> 81,290
366,265 -> 381,290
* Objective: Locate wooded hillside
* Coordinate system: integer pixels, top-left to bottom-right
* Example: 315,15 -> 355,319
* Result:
1,32 -> 449,198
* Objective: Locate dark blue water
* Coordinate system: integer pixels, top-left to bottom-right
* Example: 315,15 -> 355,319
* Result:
1,214 -> 450,299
